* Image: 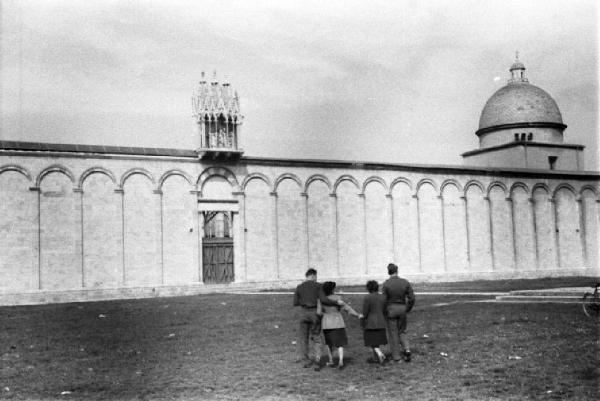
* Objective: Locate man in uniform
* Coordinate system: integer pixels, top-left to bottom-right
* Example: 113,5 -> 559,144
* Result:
293,268 -> 343,369
382,263 -> 415,362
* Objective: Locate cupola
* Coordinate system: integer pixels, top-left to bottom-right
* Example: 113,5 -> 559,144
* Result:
462,54 -> 584,171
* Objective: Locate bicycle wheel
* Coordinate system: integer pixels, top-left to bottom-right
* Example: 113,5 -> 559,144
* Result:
582,293 -> 600,317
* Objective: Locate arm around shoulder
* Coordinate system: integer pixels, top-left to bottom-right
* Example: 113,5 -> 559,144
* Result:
319,288 -> 341,306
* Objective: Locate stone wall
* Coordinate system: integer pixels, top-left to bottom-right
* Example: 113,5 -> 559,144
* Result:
0,152 -> 598,301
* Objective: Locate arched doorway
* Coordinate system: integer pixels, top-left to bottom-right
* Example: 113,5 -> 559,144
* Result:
201,210 -> 234,283
199,173 -> 239,284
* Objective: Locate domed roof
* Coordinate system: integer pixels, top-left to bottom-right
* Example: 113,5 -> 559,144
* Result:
478,59 -> 563,131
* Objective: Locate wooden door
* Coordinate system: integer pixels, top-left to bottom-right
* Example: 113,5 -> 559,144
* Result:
202,237 -> 234,284
202,211 -> 234,284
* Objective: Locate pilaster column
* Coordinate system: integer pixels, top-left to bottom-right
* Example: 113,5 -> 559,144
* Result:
438,195 -> 447,272
528,197 -> 539,269
29,186 -> 41,290
270,191 -> 280,279
359,192 -> 368,275
232,190 -> 246,282
413,194 -> 423,272
198,211 -> 205,283
153,189 -> 164,285
484,196 -> 495,270
506,197 -> 517,269
114,188 -> 126,285
386,194 -> 396,263
301,192 -> 310,270
190,190 -> 201,283
461,195 -> 471,269
74,187 -> 85,287
330,193 -> 340,276
549,197 -> 560,268
576,197 -> 586,266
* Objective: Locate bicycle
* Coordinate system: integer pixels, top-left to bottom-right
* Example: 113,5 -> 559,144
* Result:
582,283 -> 600,317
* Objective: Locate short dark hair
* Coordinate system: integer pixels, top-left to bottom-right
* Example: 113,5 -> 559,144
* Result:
322,281 -> 336,296
366,280 -> 379,293
387,263 -> 398,275
305,268 -> 317,277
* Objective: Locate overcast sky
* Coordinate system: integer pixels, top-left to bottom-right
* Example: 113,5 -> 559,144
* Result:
1,0 -> 598,170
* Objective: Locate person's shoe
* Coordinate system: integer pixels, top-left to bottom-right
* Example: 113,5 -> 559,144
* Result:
404,351 -> 412,362
337,363 -> 345,370
314,364 -> 322,371
377,353 -> 386,365
326,361 -> 335,367
303,361 -> 313,368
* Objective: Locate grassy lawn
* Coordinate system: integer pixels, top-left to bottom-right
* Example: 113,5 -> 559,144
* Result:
332,276 -> 599,293
0,279 -> 598,400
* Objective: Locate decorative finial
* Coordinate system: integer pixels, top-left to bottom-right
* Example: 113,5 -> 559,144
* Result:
508,52 -> 527,83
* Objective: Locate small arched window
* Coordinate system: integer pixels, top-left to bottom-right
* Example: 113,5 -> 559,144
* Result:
514,133 -> 519,141
204,211 -> 232,238
527,133 -> 533,141
520,133 -> 526,141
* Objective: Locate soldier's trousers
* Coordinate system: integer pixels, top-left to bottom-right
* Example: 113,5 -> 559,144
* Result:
298,309 -> 322,361
386,303 -> 409,360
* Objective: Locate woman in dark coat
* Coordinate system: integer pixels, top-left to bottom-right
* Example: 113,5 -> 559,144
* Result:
361,280 -> 388,364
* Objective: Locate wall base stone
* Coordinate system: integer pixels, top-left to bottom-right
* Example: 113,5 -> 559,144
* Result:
1,268 -> 597,306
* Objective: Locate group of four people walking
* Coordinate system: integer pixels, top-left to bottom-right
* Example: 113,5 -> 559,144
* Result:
293,263 -> 415,370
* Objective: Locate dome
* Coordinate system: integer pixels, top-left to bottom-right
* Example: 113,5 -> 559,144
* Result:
478,58 -> 563,131
478,83 -> 563,130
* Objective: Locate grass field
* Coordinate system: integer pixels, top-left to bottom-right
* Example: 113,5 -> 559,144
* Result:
0,277 -> 598,400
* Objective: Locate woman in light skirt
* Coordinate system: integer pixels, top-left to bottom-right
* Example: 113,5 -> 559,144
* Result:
319,281 -> 362,370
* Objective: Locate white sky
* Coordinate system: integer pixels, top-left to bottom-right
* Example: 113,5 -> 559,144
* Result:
1,0 -> 598,170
